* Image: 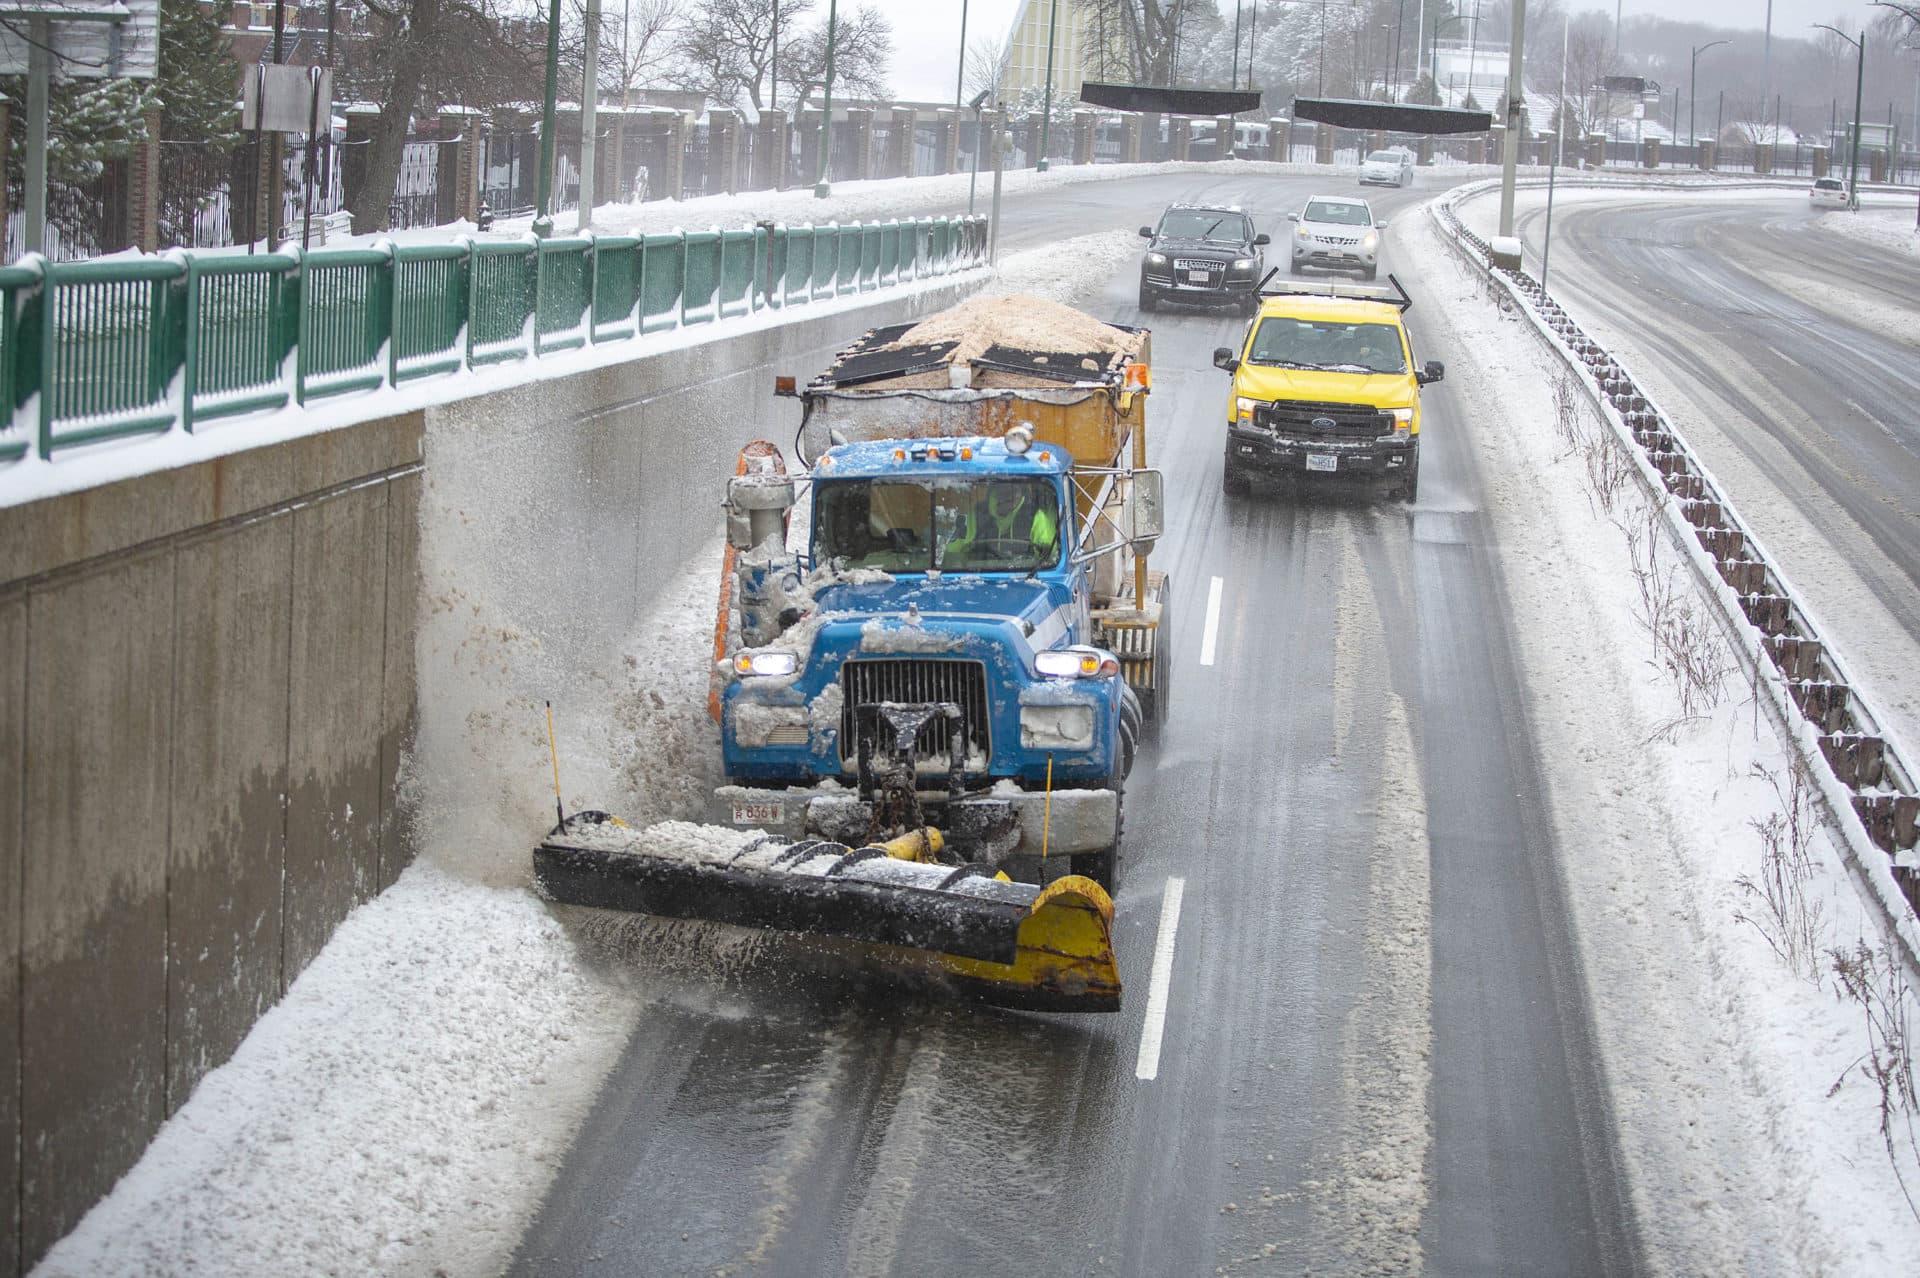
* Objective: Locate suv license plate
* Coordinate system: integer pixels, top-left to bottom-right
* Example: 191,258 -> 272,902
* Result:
731,798 -> 785,826
1306,454 -> 1338,473
1186,269 -> 1209,282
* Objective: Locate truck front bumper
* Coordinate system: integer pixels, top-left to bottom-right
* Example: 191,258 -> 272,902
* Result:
712,783 -> 1119,860
1226,425 -> 1417,482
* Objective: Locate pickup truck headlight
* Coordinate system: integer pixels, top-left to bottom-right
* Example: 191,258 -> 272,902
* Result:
1146,252 -> 1168,266
1035,647 -> 1120,679
733,651 -> 798,677
1235,395 -> 1258,424
1385,407 -> 1413,439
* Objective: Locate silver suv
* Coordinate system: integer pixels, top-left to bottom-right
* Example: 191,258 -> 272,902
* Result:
1288,195 -> 1385,280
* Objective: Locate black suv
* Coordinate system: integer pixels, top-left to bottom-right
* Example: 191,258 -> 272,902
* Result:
1138,204 -> 1269,315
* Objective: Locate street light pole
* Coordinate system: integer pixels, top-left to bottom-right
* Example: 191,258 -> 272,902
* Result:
1497,0 -> 1527,237
815,0 -> 839,197
1689,39 -> 1729,162
1037,0 -> 1060,171
1814,23 -> 1866,210
1433,15 -> 1465,95
955,0 -> 968,112
534,0 -> 563,236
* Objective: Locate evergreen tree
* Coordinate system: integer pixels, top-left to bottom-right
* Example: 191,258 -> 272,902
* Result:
159,0 -> 242,152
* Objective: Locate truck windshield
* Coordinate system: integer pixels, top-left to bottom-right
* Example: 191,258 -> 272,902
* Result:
815,476 -> 1063,573
1247,318 -> 1407,374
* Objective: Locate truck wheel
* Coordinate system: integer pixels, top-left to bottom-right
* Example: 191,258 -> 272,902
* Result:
1138,284 -> 1157,312
1223,455 -> 1252,497
1071,772 -> 1124,891
1117,685 -> 1142,780
1402,454 -> 1420,503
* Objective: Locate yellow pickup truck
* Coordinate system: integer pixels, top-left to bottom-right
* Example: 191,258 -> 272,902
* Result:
1212,277 -> 1443,502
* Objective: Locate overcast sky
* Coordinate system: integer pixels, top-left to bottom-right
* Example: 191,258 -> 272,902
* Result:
861,0 -> 1894,103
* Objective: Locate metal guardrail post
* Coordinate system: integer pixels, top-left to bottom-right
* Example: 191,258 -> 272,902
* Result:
180,254 -> 200,434
36,259 -> 55,460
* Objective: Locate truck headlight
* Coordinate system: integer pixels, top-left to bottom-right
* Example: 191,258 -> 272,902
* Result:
1385,407 -> 1412,439
1021,705 -> 1096,750
1146,252 -> 1168,266
733,651 -> 798,677
1035,647 -> 1120,679
1235,395 -> 1258,424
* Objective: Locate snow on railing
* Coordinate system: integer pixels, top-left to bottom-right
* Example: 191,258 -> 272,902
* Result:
0,216 -> 989,467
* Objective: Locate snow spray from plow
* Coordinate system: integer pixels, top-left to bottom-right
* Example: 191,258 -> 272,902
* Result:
1432,185 -> 1920,966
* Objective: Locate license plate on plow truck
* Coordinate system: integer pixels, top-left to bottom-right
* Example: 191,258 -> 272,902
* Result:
1306,454 -> 1338,473
731,798 -> 786,825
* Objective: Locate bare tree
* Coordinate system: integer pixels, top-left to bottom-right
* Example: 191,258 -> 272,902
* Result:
674,0 -> 821,109
781,4 -> 893,112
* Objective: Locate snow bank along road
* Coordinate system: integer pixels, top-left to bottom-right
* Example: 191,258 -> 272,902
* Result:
42,170 -> 1920,1276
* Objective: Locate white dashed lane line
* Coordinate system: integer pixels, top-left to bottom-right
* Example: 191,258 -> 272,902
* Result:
1200,576 -> 1224,667
1135,876 -> 1188,1082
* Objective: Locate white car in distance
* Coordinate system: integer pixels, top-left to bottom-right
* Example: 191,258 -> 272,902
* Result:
1359,148 -> 1415,188
1808,176 -> 1849,207
1288,195 -> 1386,280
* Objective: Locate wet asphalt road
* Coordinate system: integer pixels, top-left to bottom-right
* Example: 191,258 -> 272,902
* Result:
1507,192 -> 1920,642
510,172 -> 1641,1276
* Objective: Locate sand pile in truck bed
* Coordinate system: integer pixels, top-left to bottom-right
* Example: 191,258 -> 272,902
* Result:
888,294 -> 1143,365
870,294 -> 1145,389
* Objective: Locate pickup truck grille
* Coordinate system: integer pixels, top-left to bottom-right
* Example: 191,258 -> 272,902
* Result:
841,659 -> 991,764
1255,400 -> 1392,441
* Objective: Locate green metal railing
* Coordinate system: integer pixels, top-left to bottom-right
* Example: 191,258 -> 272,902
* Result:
0,216 -> 988,466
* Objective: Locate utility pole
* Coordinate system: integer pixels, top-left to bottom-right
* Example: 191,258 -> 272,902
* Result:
1037,0 -> 1059,171
534,0 -> 563,235
955,0 -> 968,112
580,0 -> 600,230
814,0 -> 839,196
1498,0 -> 1527,236
1761,0 -> 1773,145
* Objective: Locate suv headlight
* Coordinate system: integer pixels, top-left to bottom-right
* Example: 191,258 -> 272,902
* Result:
1146,252 -> 1168,266
1231,257 -> 1254,270
1295,224 -> 1312,239
1362,231 -> 1380,251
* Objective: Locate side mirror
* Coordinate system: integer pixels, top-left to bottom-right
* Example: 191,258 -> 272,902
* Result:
1138,225 -> 1154,238
1253,232 -> 1271,246
1128,469 -> 1165,545
1375,219 -> 1390,230
1212,346 -> 1239,373
1284,212 -> 1298,222
1416,360 -> 1445,385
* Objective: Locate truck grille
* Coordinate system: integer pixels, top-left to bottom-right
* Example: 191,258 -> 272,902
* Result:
841,659 -> 991,764
1255,400 -> 1392,441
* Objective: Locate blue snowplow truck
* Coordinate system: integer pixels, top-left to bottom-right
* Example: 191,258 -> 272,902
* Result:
534,296 -> 1170,1011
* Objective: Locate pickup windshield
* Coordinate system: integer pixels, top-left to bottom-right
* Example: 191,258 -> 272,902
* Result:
815,476 -> 1063,573
1247,318 -> 1407,374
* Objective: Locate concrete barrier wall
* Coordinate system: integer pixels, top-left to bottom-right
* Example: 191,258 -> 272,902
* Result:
0,275 -> 977,1271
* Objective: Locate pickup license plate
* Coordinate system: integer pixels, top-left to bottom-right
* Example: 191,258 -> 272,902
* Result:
731,798 -> 786,826
1305,454 -> 1338,473
1185,269 -> 1210,283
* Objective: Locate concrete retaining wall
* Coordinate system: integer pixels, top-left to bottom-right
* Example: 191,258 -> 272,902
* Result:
0,276 -> 976,1271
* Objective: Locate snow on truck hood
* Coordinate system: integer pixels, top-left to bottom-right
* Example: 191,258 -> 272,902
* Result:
1235,364 -> 1415,409
812,576 -> 1070,644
